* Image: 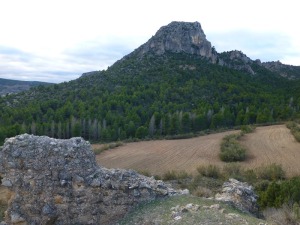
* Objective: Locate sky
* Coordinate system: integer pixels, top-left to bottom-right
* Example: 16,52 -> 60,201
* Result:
0,0 -> 299,83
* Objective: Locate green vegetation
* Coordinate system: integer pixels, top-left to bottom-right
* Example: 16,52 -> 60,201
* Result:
286,121 -> 300,142
197,165 -> 221,179
1,52 -> 300,145
162,170 -> 191,181
258,177 -> 300,209
240,125 -> 256,134
255,163 -> 285,181
172,164 -> 287,199
220,134 -> 246,162
117,195 -> 266,225
219,126 -> 256,162
122,164 -> 297,224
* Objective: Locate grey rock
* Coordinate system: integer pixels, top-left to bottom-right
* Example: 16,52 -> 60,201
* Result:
134,21 -> 217,62
42,203 -> 56,216
262,60 -> 300,79
10,212 -> 25,223
215,178 -> 260,217
1,179 -> 12,187
219,50 -> 256,75
0,134 -> 180,225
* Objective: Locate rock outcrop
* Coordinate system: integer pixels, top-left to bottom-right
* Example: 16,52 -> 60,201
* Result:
0,134 -> 180,225
215,178 -> 260,217
218,50 -> 256,75
135,21 -> 217,62
262,61 -> 300,79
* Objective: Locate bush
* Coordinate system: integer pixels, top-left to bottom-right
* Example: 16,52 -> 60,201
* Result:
258,177 -> 300,209
220,134 -> 246,162
286,121 -> 300,142
162,171 -> 178,180
263,204 -> 300,225
256,163 -> 285,181
222,163 -> 243,180
162,170 -> 190,181
192,186 -> 213,198
197,165 -> 221,179
241,125 -> 256,134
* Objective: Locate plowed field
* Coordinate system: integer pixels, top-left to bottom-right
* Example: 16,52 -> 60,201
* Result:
95,125 -> 300,177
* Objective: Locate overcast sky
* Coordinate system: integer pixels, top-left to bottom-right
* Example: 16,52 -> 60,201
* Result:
0,0 -> 299,83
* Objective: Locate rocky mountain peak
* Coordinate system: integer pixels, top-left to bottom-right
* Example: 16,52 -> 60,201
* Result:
135,21 -> 216,62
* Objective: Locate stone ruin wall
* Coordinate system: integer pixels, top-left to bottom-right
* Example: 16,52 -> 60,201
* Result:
0,134 -> 180,225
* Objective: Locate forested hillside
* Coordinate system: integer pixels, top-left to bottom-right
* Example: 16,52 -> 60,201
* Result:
0,78 -> 52,96
1,52 -> 299,144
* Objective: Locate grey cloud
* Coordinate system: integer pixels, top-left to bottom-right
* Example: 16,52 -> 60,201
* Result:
207,30 -> 299,62
63,40 -> 135,66
2,30 -> 298,83
0,39 -> 136,83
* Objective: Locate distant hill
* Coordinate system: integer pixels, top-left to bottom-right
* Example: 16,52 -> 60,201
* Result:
1,21 -> 300,144
0,78 -> 53,96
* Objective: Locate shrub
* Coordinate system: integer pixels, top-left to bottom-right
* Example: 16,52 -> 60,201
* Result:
286,121 -> 300,142
258,177 -> 300,209
154,175 -> 162,180
162,170 -> 190,181
192,186 -> 213,198
222,163 -> 243,180
162,170 -> 178,180
256,163 -> 285,181
197,165 -> 221,179
263,204 -> 300,225
220,134 -> 246,162
241,125 -> 256,134
243,169 -> 257,184
176,170 -> 191,180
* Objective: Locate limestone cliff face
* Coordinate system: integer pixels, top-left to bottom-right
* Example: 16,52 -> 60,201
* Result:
0,134 -> 180,225
135,21 -> 217,62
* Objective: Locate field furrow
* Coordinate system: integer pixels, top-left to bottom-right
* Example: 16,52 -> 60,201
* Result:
96,125 -> 300,177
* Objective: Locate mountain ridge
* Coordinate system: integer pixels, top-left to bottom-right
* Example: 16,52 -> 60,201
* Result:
0,78 -> 53,96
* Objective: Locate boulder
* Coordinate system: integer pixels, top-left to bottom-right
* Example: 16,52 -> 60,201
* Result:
215,178 -> 260,217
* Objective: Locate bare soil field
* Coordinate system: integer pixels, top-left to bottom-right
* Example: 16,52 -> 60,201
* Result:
96,125 -> 300,177
240,124 -> 300,177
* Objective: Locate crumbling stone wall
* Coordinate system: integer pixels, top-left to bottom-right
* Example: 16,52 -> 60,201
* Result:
0,134 -> 179,224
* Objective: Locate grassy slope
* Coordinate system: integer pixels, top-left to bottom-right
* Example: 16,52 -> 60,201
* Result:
117,195 -> 266,225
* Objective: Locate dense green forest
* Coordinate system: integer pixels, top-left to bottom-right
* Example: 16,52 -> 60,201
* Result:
0,52 -> 300,144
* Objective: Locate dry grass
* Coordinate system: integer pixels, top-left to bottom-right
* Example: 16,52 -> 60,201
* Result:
263,204 -> 300,225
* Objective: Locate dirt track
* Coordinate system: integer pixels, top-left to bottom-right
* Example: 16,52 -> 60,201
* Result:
96,125 -> 300,177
